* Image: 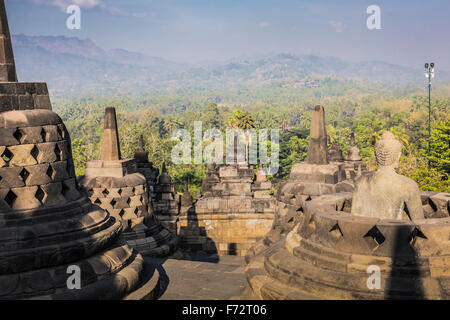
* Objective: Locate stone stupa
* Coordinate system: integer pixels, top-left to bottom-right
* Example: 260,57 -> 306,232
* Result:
245,105 -> 356,261
152,162 -> 179,233
242,131 -> 450,300
0,1 -> 157,299
79,108 -> 178,258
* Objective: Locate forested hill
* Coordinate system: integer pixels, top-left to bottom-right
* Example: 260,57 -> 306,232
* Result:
13,34 -> 449,97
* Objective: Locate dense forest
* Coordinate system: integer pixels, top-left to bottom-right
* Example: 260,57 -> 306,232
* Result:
53,77 -> 450,197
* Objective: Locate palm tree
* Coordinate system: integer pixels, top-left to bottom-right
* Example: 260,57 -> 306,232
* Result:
228,110 -> 256,163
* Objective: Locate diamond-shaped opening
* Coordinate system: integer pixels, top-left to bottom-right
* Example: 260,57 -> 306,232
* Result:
40,128 -> 46,142
19,168 -> 30,183
364,226 -> 386,251
4,190 -> 17,208
2,148 -> 13,165
30,145 -> 39,161
134,208 -> 139,215
139,195 -> 143,202
87,188 -> 94,197
54,144 -> 61,161
46,165 -> 54,179
94,198 -> 101,204
132,187 -> 136,193
126,198 -> 131,205
102,188 -> 109,197
56,126 -> 63,139
118,188 -> 122,196
409,227 -> 427,246
110,199 -> 117,207
13,128 -> 23,143
118,209 -> 125,217
35,186 -> 45,203
329,223 -> 344,241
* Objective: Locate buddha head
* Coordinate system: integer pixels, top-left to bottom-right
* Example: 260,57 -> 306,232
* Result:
374,132 -> 402,169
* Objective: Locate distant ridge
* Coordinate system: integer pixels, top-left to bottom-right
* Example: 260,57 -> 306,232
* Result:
12,34 -> 450,95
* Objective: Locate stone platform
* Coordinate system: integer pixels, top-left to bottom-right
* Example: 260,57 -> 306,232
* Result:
150,253 -> 246,300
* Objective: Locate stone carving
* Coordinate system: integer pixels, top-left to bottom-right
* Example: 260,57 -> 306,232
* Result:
351,132 -> 424,220
0,1 -> 157,299
79,108 -> 178,257
242,131 -> 448,300
242,192 -> 450,299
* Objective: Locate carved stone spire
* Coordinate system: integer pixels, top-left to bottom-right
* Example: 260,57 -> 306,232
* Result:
134,134 -> 149,163
307,105 -> 328,165
100,107 -> 121,161
0,0 -> 17,82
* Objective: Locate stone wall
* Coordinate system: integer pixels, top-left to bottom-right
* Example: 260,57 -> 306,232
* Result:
177,164 -> 276,256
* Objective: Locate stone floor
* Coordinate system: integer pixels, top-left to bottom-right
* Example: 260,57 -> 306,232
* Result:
146,253 -> 246,300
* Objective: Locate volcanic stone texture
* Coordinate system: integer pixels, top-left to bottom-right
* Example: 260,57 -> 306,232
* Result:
242,192 -> 450,300
0,110 -> 157,299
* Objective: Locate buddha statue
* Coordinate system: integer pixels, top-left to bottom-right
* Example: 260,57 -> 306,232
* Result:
351,132 -> 424,220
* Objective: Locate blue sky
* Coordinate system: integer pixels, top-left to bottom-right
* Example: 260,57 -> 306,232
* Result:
7,0 -> 450,70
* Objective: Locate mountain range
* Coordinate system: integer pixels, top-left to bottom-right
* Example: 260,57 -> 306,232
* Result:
12,34 -> 448,96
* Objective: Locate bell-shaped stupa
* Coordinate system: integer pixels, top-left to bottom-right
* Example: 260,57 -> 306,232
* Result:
79,108 -> 178,258
0,1 -> 156,299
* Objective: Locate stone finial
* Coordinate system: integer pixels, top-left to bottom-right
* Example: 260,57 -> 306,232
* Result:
307,105 -> 329,165
158,162 -> 171,185
345,132 -> 362,161
138,135 -> 144,150
375,132 -> 402,168
134,134 -> 149,163
0,0 -> 17,82
100,107 -> 121,161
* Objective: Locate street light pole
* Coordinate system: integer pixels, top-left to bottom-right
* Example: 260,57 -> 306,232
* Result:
425,62 -> 435,166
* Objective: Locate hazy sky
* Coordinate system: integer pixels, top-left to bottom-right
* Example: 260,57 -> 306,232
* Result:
7,0 -> 450,70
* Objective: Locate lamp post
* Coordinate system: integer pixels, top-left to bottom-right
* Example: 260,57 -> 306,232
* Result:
424,62 -> 435,164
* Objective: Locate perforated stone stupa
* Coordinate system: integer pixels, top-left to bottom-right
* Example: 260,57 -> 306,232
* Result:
246,105 -> 357,261
79,108 -> 178,258
242,131 -> 450,300
0,1 -> 157,299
